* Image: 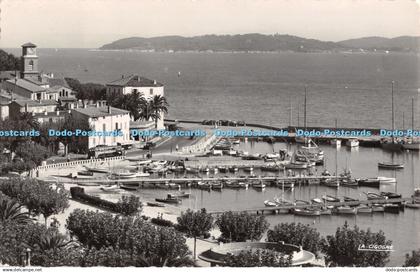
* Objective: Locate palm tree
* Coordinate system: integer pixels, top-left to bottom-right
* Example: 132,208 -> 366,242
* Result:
149,95 -> 169,129
0,194 -> 31,225
34,230 -> 74,252
19,112 -> 40,130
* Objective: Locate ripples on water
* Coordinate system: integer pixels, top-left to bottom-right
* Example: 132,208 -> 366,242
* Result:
5,48 -> 419,129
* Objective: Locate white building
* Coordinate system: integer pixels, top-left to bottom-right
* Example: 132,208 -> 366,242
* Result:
71,105 -> 131,149
106,75 -> 165,129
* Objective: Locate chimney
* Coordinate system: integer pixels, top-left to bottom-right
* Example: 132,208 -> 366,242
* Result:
44,111 -> 48,116
122,75 -> 124,79
56,111 -> 60,116
96,102 -> 100,108
153,80 -> 157,85
25,103 -> 28,112
137,76 -> 140,82
108,105 -> 111,114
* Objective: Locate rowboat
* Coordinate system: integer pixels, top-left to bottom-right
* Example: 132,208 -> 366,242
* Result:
318,207 -> 333,215
365,192 -> 388,200
218,166 -> 228,173
284,162 -> 308,169
120,184 -> 139,191
252,181 -> 266,189
77,171 -> 94,176
225,181 -> 240,189
110,171 -> 150,179
264,200 -> 278,207
76,182 -> 100,187
380,192 -> 402,199
292,208 -> 320,216
378,162 -> 404,169
147,202 -> 165,207
100,185 -> 119,192
322,195 -> 340,202
336,206 -> 357,215
229,166 -> 239,173
186,167 -> 200,174
294,200 -> 311,206
357,205 -> 373,213
343,196 -> 359,207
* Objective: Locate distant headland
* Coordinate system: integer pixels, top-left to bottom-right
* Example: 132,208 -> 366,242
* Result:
99,33 -> 420,53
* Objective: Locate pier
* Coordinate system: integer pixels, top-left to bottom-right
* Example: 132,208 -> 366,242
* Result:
207,197 -> 413,215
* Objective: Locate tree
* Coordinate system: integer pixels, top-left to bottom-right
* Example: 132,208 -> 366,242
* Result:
0,178 -> 69,225
0,49 -> 20,71
0,193 -> 31,225
404,249 -> 420,267
108,90 -> 147,121
149,95 -> 169,128
56,117 -> 92,155
322,221 -> 392,267
66,209 -> 193,267
223,249 -> 292,267
176,208 -> 213,259
116,195 -> 143,216
216,211 -> 269,242
267,222 -> 324,257
65,77 -> 106,101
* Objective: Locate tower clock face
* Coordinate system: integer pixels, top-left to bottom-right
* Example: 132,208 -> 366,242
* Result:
27,47 -> 35,55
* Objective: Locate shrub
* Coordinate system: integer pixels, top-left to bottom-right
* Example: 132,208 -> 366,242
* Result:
151,217 -> 174,227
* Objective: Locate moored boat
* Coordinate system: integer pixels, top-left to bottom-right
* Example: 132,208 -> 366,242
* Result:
357,205 -> 373,213
365,192 -> 388,200
292,208 -> 320,216
378,162 -> 404,169
211,182 -> 223,190
155,194 -> 182,204
100,185 -> 119,192
380,192 -> 402,199
197,181 -> 211,190
357,178 -> 380,188
322,195 -> 340,202
341,179 -> 358,187
264,200 -> 278,207
147,202 -> 165,207
336,206 -> 358,215
372,204 -> 385,212
346,138 -> 359,147
405,202 -> 420,209
120,184 -> 139,191
384,204 -> 400,213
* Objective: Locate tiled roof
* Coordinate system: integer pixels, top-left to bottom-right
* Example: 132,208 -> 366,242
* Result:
107,75 -> 163,87
13,99 -> 58,107
48,78 -> 71,88
5,78 -> 45,93
72,106 -> 129,118
22,42 -> 36,47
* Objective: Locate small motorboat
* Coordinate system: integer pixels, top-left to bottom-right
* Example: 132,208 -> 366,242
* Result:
264,200 -> 278,207
225,181 -> 240,189
405,202 -> 420,209
378,162 -> 404,169
365,192 -> 388,200
186,167 -> 200,174
276,181 -> 295,189
120,184 -> 139,191
292,208 -> 320,216
378,176 -> 397,184
384,204 -> 400,213
330,139 -> 341,147
336,206 -> 357,215
212,182 -> 223,190
294,200 -> 311,206
218,166 -> 228,173
341,179 -> 358,187
83,165 -> 110,173
322,179 -> 340,188
346,138 -> 359,148
322,195 -> 340,203
317,207 -> 333,215
357,178 -> 380,188
311,198 -> 323,204
252,181 -> 266,189
197,181 -> 212,190
380,192 -> 402,199
147,202 -> 165,207
372,204 -> 385,212
76,182 -> 100,187
100,185 -> 119,192
343,196 -> 358,202
243,166 -> 254,172
238,182 -> 249,189
168,191 -> 191,199
229,166 -> 239,173
357,205 -> 373,213
77,171 -> 94,176
155,195 -> 182,204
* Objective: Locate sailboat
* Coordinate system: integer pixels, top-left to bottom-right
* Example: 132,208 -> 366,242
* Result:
381,81 -> 403,151
402,97 -> 420,150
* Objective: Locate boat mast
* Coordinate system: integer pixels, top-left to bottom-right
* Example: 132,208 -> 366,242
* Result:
412,97 -> 415,137
335,119 -> 338,185
391,81 -> 395,142
304,86 -> 307,129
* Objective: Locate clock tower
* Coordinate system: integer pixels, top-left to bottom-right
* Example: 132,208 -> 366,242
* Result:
21,42 -> 39,79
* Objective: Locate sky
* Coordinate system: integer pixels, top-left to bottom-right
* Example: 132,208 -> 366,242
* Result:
0,0 -> 419,48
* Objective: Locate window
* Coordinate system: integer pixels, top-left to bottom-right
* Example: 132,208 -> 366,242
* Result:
28,60 -> 34,71
115,122 -> 118,130
103,124 -> 106,131
150,88 -> 153,95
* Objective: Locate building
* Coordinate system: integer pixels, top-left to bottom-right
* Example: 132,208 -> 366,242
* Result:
71,105 -> 131,149
8,100 -> 59,120
106,74 -> 165,129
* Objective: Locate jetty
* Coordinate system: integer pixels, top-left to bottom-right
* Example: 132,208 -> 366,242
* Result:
207,197 -> 413,215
